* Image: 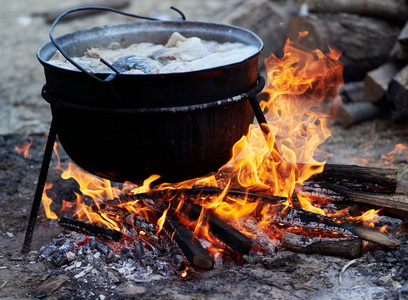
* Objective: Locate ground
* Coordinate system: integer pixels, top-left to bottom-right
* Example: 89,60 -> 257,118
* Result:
1,1 -> 408,299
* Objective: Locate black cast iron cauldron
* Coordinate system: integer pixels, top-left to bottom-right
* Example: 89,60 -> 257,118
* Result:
37,7 -> 264,183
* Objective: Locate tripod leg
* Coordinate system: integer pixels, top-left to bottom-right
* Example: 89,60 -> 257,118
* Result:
21,116 -> 58,254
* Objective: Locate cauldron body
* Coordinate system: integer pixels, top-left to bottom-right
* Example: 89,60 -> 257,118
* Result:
37,20 -> 263,183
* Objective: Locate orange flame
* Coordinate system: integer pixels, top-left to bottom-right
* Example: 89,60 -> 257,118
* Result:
42,182 -> 58,219
15,137 -> 33,158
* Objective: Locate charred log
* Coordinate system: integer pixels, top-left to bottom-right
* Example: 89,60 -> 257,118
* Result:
165,237 -> 189,272
282,231 -> 362,259
308,163 -> 398,194
58,216 -> 122,242
163,217 -> 214,270
299,181 -> 408,213
268,205 -> 400,249
119,191 -> 255,253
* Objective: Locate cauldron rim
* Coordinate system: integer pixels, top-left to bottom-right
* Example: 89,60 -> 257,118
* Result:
37,19 -> 264,78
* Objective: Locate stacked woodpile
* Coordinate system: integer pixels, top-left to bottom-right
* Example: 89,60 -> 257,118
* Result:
220,0 -> 408,125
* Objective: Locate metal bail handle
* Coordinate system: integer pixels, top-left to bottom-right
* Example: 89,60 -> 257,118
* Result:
49,6 -> 186,84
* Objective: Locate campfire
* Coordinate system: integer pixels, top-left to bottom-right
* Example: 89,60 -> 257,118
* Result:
22,29 -> 403,281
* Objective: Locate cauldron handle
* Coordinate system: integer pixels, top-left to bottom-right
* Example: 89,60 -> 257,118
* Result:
48,6 -> 186,84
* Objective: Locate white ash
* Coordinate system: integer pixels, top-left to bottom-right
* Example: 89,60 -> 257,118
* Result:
48,32 -> 258,74
40,232 -> 179,283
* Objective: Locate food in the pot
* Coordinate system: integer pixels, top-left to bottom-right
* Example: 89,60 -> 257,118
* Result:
48,32 -> 258,74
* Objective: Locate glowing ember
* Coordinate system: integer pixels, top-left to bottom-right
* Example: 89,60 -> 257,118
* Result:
14,137 -> 33,158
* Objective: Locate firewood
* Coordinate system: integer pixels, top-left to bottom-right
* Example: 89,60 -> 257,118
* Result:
285,13 -> 400,81
308,0 -> 408,26
387,63 -> 408,120
165,238 -> 189,272
299,181 -> 408,213
44,0 -> 131,23
282,232 -> 362,259
364,62 -> 404,102
334,102 -> 382,126
119,192 -> 254,253
398,22 -> 408,50
309,163 -> 398,194
340,81 -> 364,103
163,216 -> 214,270
58,216 -> 122,242
170,199 -> 254,254
268,205 -> 400,249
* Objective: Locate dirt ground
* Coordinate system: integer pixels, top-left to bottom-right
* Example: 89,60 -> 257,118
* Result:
1,0 -> 408,299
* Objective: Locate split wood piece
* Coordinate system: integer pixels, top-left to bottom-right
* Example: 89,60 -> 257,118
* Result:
177,200 -> 253,253
163,216 -> 214,270
269,205 -> 400,249
165,237 -> 189,272
364,61 -> 404,102
340,81 -> 364,103
398,21 -> 408,50
282,232 -> 362,259
156,193 -> 254,254
58,216 -> 122,242
308,0 -> 408,26
388,64 -> 408,121
300,181 -> 408,213
285,13 -> 400,81
334,102 -> 382,126
43,0 -> 131,23
308,163 -> 398,194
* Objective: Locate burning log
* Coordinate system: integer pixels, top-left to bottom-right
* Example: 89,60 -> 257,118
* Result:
58,216 -> 122,242
162,217 -> 214,270
119,192 -> 255,253
300,181 -> 408,213
220,163 -> 398,194
269,205 -> 400,249
308,163 -> 398,194
165,238 -> 189,272
282,232 -> 362,259
285,13 -> 400,81
307,0 -> 408,26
